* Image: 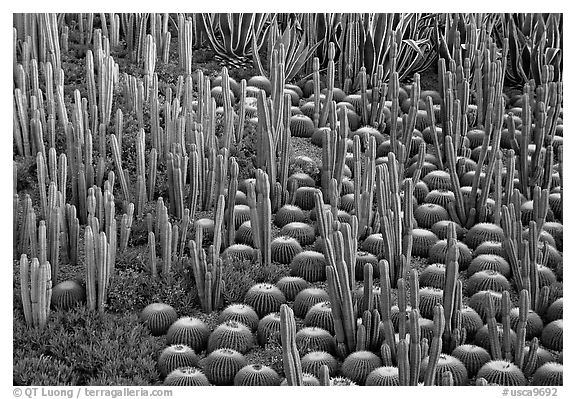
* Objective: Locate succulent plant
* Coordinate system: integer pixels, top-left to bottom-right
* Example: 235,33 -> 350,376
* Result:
355,286 -> 382,315
548,193 -> 562,221
365,366 -> 400,386
276,276 -> 310,301
194,218 -> 215,240
203,348 -> 248,386
50,280 -> 85,310
163,367 -> 210,386
354,251 -> 380,280
419,263 -> 446,289
414,203 -> 450,229
472,242 -> 507,259
541,222 -> 563,252
295,326 -> 335,355
270,236 -> 303,264
466,129 -> 487,149
207,320 -> 254,354
218,303 -> 260,332
464,223 -> 505,250
166,317 -> 211,353
431,220 -> 466,240
468,291 -> 503,322
467,254 -> 511,278
465,270 -> 511,296
304,301 -> 335,334
425,189 -> 456,210
222,244 -> 256,262
294,186 -> 319,210
413,180 -> 430,204
476,360 -> 527,386
287,172 -> 316,188
233,364 -> 281,386
341,350 -> 382,385
474,323 -> 517,354
520,201 -> 555,227
407,161 -> 438,180
521,346 -> 556,371
422,170 -> 452,191
158,345 -> 200,378
230,204 -> 251,229
244,283 -> 286,318
247,75 -> 272,94
256,312 -> 281,346
360,234 -> 386,258
530,362 -> 563,386
412,229 -> 440,258
451,344 -> 491,379
460,306 -> 485,341
293,288 -> 330,318
537,265 -> 558,288
289,251 -> 327,283
301,351 -> 339,378
139,303 -> 178,336
428,239 -> 473,270
274,205 -> 306,228
419,354 -> 469,386
418,287 -> 444,320
545,298 -> 563,322
510,308 -> 544,340
280,222 -> 316,246
235,221 -> 254,246
210,86 -> 236,106
289,114 -> 315,138
541,319 -> 563,351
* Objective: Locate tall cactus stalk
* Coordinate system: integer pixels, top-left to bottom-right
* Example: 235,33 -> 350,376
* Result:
280,304 -> 303,386
423,304 -> 445,386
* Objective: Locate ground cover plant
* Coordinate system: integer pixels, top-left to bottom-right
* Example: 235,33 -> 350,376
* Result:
13,12 -> 563,386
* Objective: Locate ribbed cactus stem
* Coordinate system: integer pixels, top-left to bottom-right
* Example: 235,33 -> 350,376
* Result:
19,254 -> 32,326
280,304 -> 303,386
110,134 -> 130,202
213,194 -> 225,255
523,338 -> 539,377
256,170 -> 272,268
362,263 -> 373,313
326,265 -> 347,351
423,305 -> 445,386
501,291 -> 513,361
148,231 -> 157,278
85,225 -> 96,310
409,309 -> 422,386
485,292 -> 502,360
378,259 -> 396,360
356,324 -> 367,352
312,57 -> 320,128
397,338 -> 410,386
443,223 -> 459,350
398,278 -> 408,341
319,364 -> 330,386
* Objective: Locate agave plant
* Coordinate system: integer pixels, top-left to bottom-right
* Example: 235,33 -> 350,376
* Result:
496,13 -> 562,86
200,13 -> 273,68
252,16 -> 323,82
337,13 -> 438,86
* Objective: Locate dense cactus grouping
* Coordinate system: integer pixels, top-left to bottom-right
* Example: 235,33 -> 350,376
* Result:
13,12 -> 562,387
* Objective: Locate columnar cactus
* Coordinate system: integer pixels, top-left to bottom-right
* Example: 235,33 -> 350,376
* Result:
280,304 -> 303,386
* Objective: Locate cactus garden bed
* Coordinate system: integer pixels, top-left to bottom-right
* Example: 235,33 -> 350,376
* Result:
13,13 -> 563,387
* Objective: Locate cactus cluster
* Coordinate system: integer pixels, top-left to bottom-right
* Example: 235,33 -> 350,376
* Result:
13,12 -> 563,387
